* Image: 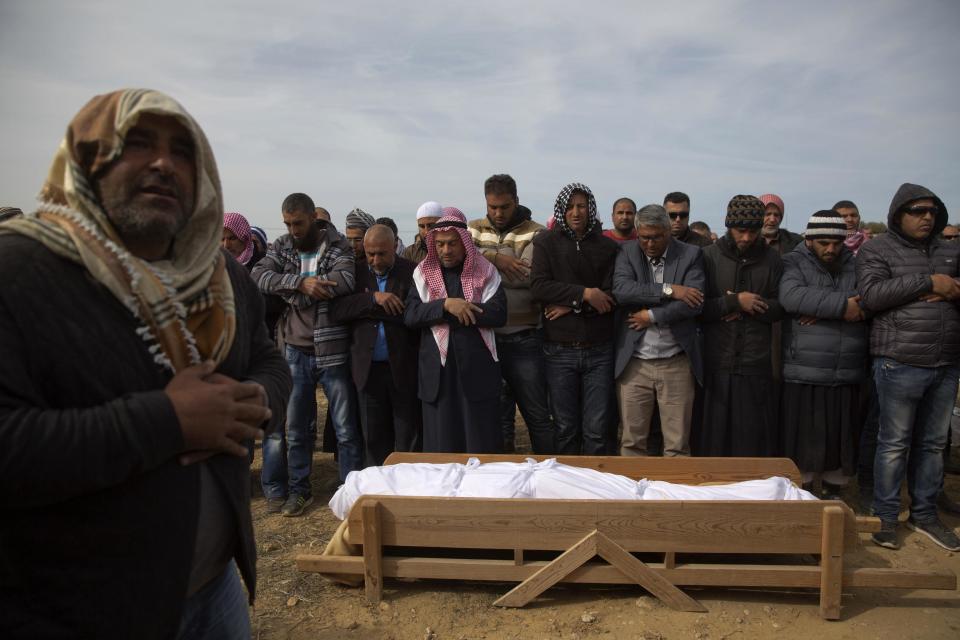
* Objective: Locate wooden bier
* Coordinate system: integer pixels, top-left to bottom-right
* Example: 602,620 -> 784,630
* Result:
296,455 -> 956,620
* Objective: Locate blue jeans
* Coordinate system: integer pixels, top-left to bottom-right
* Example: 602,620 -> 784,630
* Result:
498,330 -> 556,454
176,561 -> 248,640
872,358 -> 960,523
261,347 -> 362,495
543,341 -> 616,455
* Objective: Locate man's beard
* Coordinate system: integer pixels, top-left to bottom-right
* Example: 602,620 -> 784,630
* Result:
294,223 -> 321,252
101,201 -> 189,254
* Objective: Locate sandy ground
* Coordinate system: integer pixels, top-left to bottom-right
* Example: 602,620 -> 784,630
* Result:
247,404 -> 960,640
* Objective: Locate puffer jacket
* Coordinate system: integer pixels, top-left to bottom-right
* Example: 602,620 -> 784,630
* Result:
856,183 -> 960,367
469,205 -> 545,333
701,233 -> 784,376
779,243 -> 869,385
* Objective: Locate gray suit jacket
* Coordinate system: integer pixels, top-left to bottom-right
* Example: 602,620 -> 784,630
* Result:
612,238 -> 705,384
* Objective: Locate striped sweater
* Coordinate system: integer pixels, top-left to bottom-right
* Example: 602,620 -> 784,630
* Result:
468,208 -> 545,333
252,227 -> 356,366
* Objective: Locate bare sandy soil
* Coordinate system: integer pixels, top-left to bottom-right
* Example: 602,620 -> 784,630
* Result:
247,406 -> 960,640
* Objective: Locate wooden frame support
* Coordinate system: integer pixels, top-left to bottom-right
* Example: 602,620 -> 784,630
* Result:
493,530 -> 705,612
298,456 -> 957,620
361,501 -> 383,604
819,506 -> 844,620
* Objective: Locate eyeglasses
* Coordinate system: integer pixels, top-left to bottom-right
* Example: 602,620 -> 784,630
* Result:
638,235 -> 667,243
902,206 -> 938,217
943,234 -> 959,240
668,213 -> 689,220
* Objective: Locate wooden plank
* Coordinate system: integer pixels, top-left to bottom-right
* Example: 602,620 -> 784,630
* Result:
856,516 -> 881,533
664,552 -> 677,570
346,496 -> 859,553
513,549 -> 523,566
494,530 -> 598,607
362,501 -> 383,603
295,554 -> 956,591
819,506 -> 844,620
595,532 -> 706,612
383,453 -> 801,485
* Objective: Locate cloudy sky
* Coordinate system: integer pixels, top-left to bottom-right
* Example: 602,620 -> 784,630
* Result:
2,1 -> 958,241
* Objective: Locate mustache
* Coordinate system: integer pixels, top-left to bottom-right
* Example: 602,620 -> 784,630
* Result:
137,173 -> 182,199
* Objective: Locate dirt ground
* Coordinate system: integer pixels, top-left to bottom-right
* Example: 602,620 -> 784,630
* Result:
247,404 -> 960,640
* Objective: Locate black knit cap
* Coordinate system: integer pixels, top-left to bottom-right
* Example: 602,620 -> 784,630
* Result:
725,195 -> 764,228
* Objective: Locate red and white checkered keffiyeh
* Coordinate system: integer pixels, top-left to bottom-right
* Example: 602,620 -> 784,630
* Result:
413,207 -> 500,365
223,212 -> 254,265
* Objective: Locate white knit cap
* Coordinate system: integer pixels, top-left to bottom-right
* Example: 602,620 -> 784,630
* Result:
416,201 -> 443,220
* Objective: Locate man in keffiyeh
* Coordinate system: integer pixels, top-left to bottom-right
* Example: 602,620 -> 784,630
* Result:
530,182 -> 620,455
223,211 -> 265,270
404,207 -> 507,452
0,89 -> 291,638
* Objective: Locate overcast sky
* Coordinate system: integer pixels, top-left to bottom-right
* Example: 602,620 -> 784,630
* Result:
2,1 -> 958,241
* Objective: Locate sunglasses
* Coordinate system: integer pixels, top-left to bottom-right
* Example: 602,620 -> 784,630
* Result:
902,206 -> 939,217
943,234 -> 959,240
668,212 -> 689,220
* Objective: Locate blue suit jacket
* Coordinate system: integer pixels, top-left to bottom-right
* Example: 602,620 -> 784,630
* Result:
612,238 -> 705,384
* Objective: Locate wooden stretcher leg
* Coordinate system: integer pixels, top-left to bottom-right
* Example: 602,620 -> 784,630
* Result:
362,501 -> 383,603
495,530 -> 600,607
819,505 -> 844,620
595,533 -> 706,612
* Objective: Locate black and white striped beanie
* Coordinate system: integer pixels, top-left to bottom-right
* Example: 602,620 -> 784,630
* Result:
804,210 -> 847,240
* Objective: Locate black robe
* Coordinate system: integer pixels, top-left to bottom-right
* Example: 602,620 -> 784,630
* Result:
696,235 -> 784,456
404,266 -> 507,453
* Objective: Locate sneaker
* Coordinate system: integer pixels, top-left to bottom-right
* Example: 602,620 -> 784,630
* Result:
265,497 -> 286,514
281,494 -> 313,518
906,518 -> 960,552
871,520 -> 900,550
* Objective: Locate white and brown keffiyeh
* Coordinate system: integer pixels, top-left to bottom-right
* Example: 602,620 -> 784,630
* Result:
0,88 -> 235,372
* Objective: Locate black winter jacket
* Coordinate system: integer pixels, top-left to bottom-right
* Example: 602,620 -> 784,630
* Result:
701,234 -> 784,376
530,226 -> 620,344
856,183 -> 960,367
779,243 -> 869,385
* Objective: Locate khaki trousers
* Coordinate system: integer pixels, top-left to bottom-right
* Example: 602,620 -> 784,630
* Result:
617,353 -> 694,457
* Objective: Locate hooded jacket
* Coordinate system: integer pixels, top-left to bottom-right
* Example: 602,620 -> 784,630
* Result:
530,184 -> 619,344
701,234 -> 784,376
856,183 -> 960,367
779,242 -> 869,385
469,205 -> 545,333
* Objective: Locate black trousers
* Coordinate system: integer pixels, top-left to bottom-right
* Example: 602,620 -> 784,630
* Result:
359,362 -> 422,466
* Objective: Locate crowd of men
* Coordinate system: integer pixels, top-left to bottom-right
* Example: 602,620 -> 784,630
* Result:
243,172 -> 960,558
1,88 -> 958,638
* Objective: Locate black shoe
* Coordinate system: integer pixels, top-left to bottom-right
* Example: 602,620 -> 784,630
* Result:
266,496 -> 286,514
802,481 -> 815,494
281,494 -> 313,517
906,518 -> 960,551
937,492 -> 960,517
871,520 -> 900,550
821,482 -> 845,502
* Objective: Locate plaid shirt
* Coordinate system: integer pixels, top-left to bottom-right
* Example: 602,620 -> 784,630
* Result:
252,228 -> 355,367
